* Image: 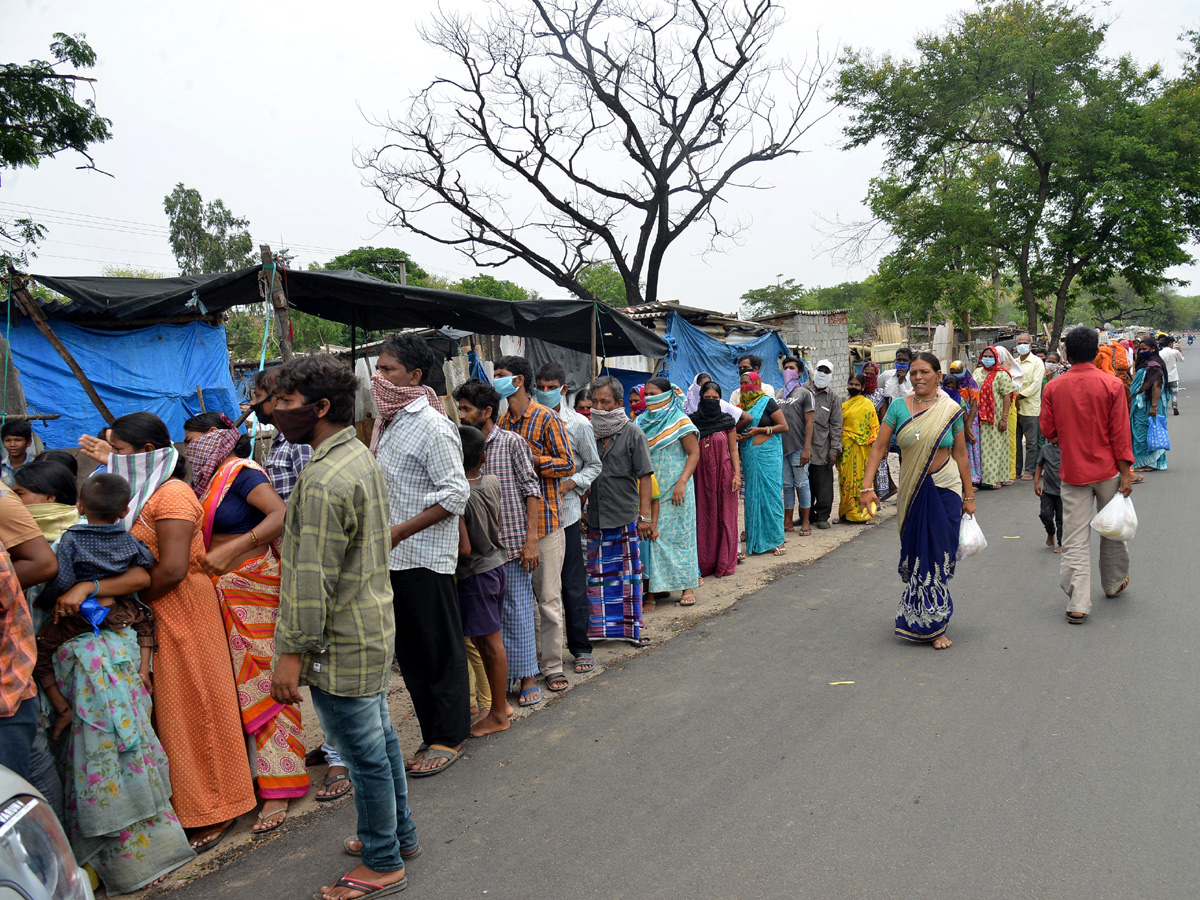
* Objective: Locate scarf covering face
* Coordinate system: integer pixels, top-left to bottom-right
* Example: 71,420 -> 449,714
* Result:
185,426 -> 241,499
369,373 -> 443,455
738,373 -> 767,411
861,365 -> 879,396
630,385 -> 648,416
638,384 -> 699,450
783,369 -> 803,397
26,503 -> 80,542
977,346 -> 1001,424
590,406 -> 629,439
689,396 -> 736,438
108,446 -> 181,531
941,376 -> 963,407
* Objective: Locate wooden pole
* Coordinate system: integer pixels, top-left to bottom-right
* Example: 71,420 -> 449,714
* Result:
8,270 -> 115,424
196,385 -> 206,412
259,245 -> 294,362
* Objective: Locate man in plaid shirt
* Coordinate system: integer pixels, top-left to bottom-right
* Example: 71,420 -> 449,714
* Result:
495,355 -> 575,694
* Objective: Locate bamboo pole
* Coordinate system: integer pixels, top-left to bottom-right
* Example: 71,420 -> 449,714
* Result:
259,246 -> 294,362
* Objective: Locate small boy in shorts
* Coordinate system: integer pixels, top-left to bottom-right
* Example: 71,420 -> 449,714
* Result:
1034,439 -> 1064,553
36,474 -> 156,738
455,425 -> 511,738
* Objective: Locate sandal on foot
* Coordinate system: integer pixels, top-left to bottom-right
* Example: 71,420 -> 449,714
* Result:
573,654 -> 594,674
189,820 -> 235,854
1066,612 -> 1087,624
344,837 -> 422,860
679,590 -> 696,606
403,743 -> 430,772
312,873 -> 408,900
253,807 -> 288,838
1105,577 -> 1130,598
545,672 -> 569,692
408,744 -> 462,779
315,769 -> 353,802
772,546 -> 787,556
798,527 -> 812,536
518,686 -> 541,707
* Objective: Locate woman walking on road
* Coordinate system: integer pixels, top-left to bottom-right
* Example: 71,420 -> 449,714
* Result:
861,353 -> 975,650
973,348 -> 1014,489
1130,337 -> 1169,472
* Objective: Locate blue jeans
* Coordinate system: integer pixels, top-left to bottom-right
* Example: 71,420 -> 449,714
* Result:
782,450 -> 811,510
0,697 -> 38,780
309,688 -> 418,872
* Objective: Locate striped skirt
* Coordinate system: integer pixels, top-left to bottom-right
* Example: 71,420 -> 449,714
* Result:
586,523 -> 643,643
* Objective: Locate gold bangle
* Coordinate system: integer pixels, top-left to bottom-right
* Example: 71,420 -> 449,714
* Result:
249,530 -> 260,548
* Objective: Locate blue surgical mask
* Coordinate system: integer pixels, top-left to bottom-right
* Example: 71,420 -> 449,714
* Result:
534,387 -> 563,409
895,362 -> 909,372
1016,343 -> 1031,356
981,356 -> 996,368
493,375 -> 519,399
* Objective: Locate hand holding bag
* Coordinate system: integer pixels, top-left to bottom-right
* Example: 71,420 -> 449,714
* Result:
957,513 -> 987,561
1147,414 -> 1170,453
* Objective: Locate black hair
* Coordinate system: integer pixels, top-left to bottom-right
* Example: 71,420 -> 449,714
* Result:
591,375 -> 624,403
895,346 -> 913,361
535,361 -> 568,386
848,372 -> 865,386
574,387 -> 592,404
79,473 -> 132,522
495,355 -> 533,391
183,412 -> 252,458
96,426 -> 109,444
253,366 -> 281,393
452,379 -> 502,422
459,424 -> 486,471
943,375 -> 960,389
1,420 -> 32,441
695,372 -> 711,384
782,356 -> 802,371
646,376 -> 672,394
379,333 -> 436,385
109,412 -> 188,480
1160,335 -> 1175,347
1063,326 -> 1099,365
1046,352 -> 1060,362
736,354 -> 763,369
912,351 -> 942,373
33,449 -> 78,477
699,380 -> 723,397
14,461 -> 77,505
275,355 -> 358,426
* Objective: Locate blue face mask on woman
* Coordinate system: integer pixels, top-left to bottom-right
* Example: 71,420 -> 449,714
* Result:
981,356 -> 996,368
493,375 -> 519,399
534,387 -> 563,409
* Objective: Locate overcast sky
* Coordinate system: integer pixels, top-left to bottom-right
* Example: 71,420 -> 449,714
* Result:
4,0 -> 1198,314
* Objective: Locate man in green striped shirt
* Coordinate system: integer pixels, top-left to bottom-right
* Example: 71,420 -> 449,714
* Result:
270,355 -> 417,898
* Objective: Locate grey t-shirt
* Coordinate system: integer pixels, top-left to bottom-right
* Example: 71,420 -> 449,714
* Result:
586,424 -> 654,530
780,388 -> 814,456
457,474 -> 507,578
1038,442 -> 1062,496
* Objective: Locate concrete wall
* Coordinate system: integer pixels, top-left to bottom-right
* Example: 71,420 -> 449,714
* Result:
757,311 -> 852,390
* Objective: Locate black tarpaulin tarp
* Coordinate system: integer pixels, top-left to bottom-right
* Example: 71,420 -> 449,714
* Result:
27,267 -> 667,358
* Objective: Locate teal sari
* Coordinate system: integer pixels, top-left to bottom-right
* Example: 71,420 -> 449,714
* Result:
1130,367 -> 1169,470
738,395 -> 785,554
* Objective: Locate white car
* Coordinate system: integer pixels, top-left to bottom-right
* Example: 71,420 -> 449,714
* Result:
0,766 -> 93,900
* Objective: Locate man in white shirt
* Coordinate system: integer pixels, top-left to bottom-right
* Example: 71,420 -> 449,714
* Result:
1014,333 -> 1046,479
729,353 -> 762,406
1159,335 -> 1184,416
881,347 -> 914,400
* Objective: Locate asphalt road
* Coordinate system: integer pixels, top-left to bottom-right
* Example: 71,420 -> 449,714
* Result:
168,355 -> 1199,900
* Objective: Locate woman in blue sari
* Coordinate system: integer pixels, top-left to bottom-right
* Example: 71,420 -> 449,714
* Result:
736,372 -> 789,558
1130,338 -> 1169,472
861,353 -> 975,649
637,378 -> 701,605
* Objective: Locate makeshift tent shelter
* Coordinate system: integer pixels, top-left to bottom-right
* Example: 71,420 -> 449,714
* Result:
660,312 -> 791,397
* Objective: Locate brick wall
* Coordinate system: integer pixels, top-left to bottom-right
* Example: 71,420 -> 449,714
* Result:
759,311 -> 852,390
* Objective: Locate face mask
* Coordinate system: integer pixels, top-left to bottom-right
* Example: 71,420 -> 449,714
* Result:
698,398 -> 722,416
250,400 -> 273,426
895,362 -> 909,373
1016,343 -> 1031,356
534,387 -> 563,409
493,375 -> 519,399
272,402 -> 322,445
813,370 -> 832,389
981,356 -> 996,368
847,387 -> 861,396
575,407 -> 591,419
1046,363 -> 1060,374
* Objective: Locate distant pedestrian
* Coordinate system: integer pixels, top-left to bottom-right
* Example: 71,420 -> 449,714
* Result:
689,380 -> 741,577
837,374 -> 878,523
1130,337 -> 1169,473
973,348 -> 1015,489
779,356 -> 815,534
862,361 -> 897,498
1158,335 -> 1184,415
736,371 -> 788,556
804,360 -> 842,528
1039,327 -> 1134,624
1013,333 -> 1045,479
1034,440 -> 1064,553
881,348 -> 913,400
948,361 -> 982,486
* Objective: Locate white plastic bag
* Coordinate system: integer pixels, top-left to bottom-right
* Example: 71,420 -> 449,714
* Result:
1090,493 -> 1138,542
957,513 -> 987,561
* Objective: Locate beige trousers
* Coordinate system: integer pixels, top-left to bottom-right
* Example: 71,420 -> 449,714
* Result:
1059,476 -> 1130,615
531,528 -> 566,677
465,638 -> 491,709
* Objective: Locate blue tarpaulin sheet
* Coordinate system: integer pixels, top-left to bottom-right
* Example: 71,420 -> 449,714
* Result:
9,319 -> 241,449
660,312 -> 791,397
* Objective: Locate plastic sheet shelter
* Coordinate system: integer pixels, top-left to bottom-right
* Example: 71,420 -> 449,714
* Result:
660,312 -> 790,397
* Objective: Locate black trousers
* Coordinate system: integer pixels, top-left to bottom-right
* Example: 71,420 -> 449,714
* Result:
561,519 -> 591,658
390,568 -> 471,748
1017,414 -> 1040,475
1039,492 -> 1064,545
809,463 -> 835,524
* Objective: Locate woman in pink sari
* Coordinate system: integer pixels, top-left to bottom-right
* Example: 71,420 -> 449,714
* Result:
182,413 -> 302,836
688,381 -> 741,578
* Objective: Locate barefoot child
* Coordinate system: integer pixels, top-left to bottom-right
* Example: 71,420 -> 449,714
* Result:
456,425 -> 512,737
1034,439 -> 1063,552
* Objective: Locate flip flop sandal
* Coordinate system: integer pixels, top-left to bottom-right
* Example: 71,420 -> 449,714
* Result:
403,743 -> 430,772
545,673 -> 569,692
315,770 -> 353,802
1066,612 -> 1088,624
190,820 -> 234,854
519,687 -> 541,707
573,654 -> 595,674
312,873 -> 408,899
408,745 -> 462,779
344,837 -> 422,860
252,808 -> 288,839
1105,577 -> 1130,598
679,592 -> 696,606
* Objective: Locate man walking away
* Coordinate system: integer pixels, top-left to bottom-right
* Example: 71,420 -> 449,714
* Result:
1014,333 -> 1046,479
534,363 -> 603,675
271,355 -> 418,899
804,359 -> 843,529
1158,335 -> 1184,415
372,334 -> 471,777
1040,327 -> 1134,625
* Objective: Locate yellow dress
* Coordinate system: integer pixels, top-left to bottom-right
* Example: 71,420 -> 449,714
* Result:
838,394 -> 879,522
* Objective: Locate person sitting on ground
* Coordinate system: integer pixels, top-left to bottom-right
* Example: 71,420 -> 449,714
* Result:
1034,438 -> 1064,553
1,419 -> 33,487
454,425 -> 512,737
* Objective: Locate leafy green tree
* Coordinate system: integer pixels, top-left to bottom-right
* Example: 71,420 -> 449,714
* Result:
324,246 -> 428,284
162,184 -> 256,275
836,1 -> 1200,349
577,262 -> 627,307
456,274 -> 531,302
1,33 -> 112,265
739,278 -> 808,318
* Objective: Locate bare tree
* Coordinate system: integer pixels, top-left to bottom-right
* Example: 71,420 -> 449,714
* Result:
359,0 -> 831,307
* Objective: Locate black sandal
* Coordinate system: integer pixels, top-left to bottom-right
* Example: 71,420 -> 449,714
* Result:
315,770 -> 353,802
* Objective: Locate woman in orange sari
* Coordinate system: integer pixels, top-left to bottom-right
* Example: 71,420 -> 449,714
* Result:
182,413 -> 301,836
1110,341 -> 1134,397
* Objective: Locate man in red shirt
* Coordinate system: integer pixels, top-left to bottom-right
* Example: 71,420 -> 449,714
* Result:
1040,327 -> 1134,623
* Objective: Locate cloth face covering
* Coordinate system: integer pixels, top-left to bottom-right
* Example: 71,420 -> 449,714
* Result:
369,373 -> 443,454
738,373 -> 766,410
108,447 -> 180,531
813,370 -> 833,390
590,407 -> 629,438
272,403 -> 321,447
185,427 -> 241,499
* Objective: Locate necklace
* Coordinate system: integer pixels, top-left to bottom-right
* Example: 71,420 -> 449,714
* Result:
467,475 -> 483,484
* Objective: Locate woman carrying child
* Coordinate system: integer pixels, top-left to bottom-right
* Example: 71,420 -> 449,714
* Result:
181,413 -> 301,834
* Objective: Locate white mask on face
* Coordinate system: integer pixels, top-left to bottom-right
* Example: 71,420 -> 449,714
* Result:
813,370 -> 833,389
1016,343 -> 1031,357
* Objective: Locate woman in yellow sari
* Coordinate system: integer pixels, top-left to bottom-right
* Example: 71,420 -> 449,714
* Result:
182,413 -> 303,836
838,374 -> 879,522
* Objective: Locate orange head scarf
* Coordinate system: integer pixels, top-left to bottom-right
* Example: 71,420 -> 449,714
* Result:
1094,344 -> 1115,376
1110,342 -> 1130,373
